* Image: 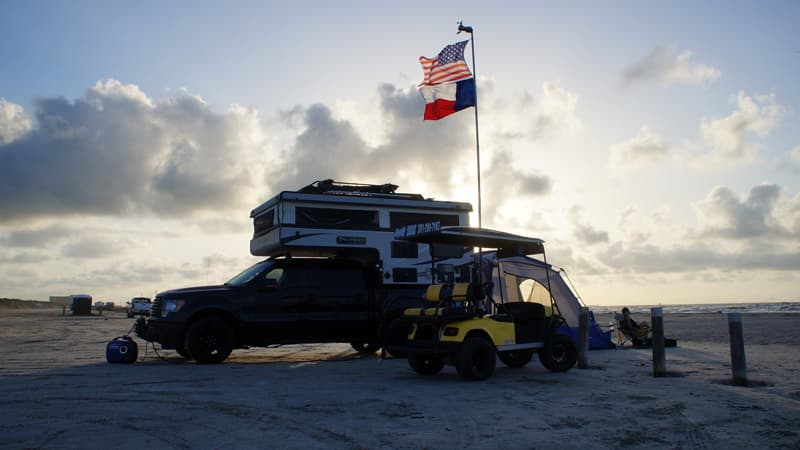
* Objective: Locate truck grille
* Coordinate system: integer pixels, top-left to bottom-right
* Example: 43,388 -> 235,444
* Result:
150,296 -> 164,317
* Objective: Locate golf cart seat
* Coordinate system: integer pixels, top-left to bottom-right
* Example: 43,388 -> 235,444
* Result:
496,302 -> 548,343
402,283 -> 475,322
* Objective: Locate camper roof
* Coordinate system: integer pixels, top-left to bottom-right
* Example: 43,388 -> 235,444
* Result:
395,225 -> 545,257
250,179 -> 472,218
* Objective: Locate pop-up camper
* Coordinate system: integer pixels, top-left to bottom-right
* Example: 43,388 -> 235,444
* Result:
249,180 -> 473,286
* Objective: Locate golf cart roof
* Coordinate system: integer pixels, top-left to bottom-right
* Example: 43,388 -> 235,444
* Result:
395,224 -> 545,257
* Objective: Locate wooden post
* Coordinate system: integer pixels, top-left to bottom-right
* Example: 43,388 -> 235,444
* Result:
578,307 -> 589,369
651,307 -> 666,377
728,313 -> 747,386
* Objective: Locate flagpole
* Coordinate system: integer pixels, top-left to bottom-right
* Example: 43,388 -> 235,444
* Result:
459,21 -> 491,312
458,21 -> 481,229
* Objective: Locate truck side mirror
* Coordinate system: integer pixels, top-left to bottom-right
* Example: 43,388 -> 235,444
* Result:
263,278 -> 279,290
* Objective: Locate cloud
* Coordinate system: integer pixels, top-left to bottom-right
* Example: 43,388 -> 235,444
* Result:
0,98 -> 32,144
597,240 -> 800,273
0,224 -> 75,248
265,83 -> 477,196
531,81 -> 581,139
623,46 -> 720,86
594,183 -> 800,274
568,206 -> 609,245
695,91 -> 782,164
609,125 -> 668,168
694,183 -> 790,239
61,237 -> 120,259
481,150 -> 552,220
0,80 -> 264,223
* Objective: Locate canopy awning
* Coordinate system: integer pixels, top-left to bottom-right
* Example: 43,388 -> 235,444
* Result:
395,224 -> 545,257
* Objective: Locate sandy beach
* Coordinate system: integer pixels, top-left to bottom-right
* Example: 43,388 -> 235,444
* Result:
0,307 -> 798,449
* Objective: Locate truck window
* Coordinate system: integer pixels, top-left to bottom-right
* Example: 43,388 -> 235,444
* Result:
278,266 -> 317,288
315,267 -> 365,288
264,268 -> 284,284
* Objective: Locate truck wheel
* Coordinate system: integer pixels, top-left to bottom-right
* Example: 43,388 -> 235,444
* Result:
185,317 -> 234,364
456,337 -> 496,381
350,341 -> 380,354
408,353 -> 444,375
498,349 -> 533,368
176,346 -> 192,360
539,333 -> 577,372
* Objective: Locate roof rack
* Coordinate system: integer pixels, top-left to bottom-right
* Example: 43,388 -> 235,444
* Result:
297,179 -> 426,200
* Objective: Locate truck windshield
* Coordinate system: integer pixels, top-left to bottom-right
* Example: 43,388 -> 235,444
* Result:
225,260 -> 273,287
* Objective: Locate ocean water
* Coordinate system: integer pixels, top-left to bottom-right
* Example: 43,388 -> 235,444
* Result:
588,302 -> 800,315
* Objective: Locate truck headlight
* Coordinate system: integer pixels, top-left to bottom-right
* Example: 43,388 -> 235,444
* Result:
161,299 -> 185,317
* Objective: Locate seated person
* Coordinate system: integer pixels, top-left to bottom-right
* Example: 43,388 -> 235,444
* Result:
619,307 -> 650,338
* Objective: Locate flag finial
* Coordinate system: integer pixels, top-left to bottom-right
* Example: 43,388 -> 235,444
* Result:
457,21 -> 473,34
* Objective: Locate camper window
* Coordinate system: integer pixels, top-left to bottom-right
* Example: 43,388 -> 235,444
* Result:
254,209 -> 276,236
296,207 -> 380,230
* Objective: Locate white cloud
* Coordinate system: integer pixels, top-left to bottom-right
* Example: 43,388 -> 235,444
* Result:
609,125 -> 668,168
569,207 -> 609,245
696,91 -> 783,164
623,46 -> 721,86
0,79 -> 266,222
694,183 -> 789,239
0,98 -> 32,144
792,145 -> 800,161
531,81 -> 582,139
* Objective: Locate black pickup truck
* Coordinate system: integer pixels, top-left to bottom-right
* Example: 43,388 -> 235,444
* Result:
135,257 -> 421,363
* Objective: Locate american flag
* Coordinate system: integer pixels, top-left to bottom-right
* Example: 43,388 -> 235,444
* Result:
419,40 -> 473,86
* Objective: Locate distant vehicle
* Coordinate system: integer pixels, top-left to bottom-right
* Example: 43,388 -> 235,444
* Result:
104,301 -> 115,311
93,301 -> 106,311
127,297 -> 152,318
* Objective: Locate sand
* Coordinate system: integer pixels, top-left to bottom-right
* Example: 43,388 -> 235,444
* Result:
0,308 -> 798,449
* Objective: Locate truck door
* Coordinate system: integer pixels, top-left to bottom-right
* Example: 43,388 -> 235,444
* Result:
314,266 -> 373,340
243,264 -> 316,344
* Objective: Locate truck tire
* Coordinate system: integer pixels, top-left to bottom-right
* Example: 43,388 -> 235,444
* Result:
184,316 -> 234,364
176,345 -> 192,360
538,333 -> 577,372
498,349 -> 533,368
408,353 -> 445,375
456,337 -> 496,381
350,341 -> 380,354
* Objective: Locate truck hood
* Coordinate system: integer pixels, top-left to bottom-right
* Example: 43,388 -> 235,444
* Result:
158,285 -> 232,297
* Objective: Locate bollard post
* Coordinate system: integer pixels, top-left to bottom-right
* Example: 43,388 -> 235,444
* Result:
578,307 -> 589,369
651,307 -> 665,377
728,313 -> 747,386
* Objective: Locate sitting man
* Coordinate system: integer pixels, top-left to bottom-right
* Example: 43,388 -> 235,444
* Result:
619,307 -> 650,338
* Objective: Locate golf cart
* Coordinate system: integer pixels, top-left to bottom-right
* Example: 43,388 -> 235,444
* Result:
385,223 -> 577,381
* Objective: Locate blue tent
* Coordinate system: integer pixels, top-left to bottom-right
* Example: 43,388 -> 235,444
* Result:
490,254 -> 614,350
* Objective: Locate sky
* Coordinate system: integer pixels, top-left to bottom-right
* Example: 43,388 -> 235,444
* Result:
1,1 -> 798,306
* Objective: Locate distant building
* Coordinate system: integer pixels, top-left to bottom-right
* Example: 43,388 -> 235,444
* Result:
49,295 -> 72,306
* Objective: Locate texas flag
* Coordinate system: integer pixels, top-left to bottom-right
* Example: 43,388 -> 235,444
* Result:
419,78 -> 476,120
418,40 -> 476,120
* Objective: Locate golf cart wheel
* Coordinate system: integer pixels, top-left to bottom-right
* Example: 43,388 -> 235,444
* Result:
350,341 -> 381,354
456,337 -> 497,381
184,316 -> 234,364
408,353 -> 445,375
498,349 -> 533,368
539,333 -> 577,372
